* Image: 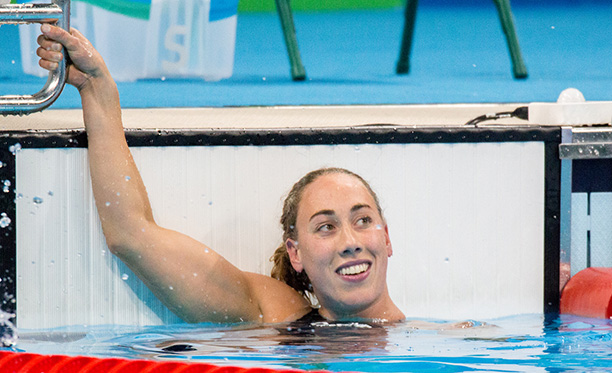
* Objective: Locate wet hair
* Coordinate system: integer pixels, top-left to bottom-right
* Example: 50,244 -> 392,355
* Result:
270,167 -> 384,302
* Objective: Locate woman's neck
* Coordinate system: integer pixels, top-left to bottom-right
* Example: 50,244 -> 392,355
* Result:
317,294 -> 405,322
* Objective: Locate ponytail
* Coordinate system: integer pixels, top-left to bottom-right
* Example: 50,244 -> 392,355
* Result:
270,243 -> 312,296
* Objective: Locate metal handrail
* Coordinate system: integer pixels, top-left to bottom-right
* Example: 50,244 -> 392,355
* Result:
0,0 -> 70,115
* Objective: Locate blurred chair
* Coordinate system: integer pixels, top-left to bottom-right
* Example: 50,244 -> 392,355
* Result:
274,0 -> 528,81
396,0 -> 528,79
275,0 -> 306,81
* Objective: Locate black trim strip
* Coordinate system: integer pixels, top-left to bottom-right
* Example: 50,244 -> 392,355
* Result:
544,140 -> 561,315
0,138 -> 17,325
1,126 -> 560,148
0,125 -> 562,321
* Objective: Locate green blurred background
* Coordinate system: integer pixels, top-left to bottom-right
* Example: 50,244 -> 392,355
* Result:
238,0 -> 403,12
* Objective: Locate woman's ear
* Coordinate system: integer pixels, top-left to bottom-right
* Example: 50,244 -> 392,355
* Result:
286,239 -> 303,273
384,225 -> 393,257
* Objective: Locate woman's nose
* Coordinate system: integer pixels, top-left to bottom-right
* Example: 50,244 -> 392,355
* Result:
341,246 -> 362,256
339,227 -> 362,256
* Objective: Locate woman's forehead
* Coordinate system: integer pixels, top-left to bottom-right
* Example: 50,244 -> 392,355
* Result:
299,173 -> 375,210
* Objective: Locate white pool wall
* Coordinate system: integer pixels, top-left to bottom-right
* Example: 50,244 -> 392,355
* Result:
16,141 -> 545,328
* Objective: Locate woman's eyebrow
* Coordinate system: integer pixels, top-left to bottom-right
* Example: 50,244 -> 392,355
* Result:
309,209 -> 335,222
309,204 -> 373,222
351,204 -> 372,213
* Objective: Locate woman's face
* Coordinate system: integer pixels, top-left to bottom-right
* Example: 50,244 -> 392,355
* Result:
286,173 -> 393,319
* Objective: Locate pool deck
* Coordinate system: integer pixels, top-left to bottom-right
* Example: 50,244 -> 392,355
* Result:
2,103 -> 531,131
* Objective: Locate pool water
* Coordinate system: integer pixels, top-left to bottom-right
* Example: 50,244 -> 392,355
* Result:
3,314 -> 612,372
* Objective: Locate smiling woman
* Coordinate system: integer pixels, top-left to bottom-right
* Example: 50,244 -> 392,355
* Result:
271,168 -> 404,321
34,23 -> 405,324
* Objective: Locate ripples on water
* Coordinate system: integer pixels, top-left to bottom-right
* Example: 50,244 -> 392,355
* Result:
4,314 -> 612,372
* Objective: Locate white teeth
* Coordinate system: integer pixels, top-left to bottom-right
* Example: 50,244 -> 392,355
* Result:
339,263 -> 369,276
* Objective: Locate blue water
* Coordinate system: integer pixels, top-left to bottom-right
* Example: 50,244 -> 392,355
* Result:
4,314 -> 612,372
2,4 -> 612,108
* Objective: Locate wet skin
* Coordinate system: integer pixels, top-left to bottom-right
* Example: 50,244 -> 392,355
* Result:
287,173 -> 403,321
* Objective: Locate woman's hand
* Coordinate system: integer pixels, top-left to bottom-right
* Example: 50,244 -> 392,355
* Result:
36,24 -> 109,91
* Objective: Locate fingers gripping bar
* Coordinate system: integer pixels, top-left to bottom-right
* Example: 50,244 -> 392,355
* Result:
0,0 -> 70,115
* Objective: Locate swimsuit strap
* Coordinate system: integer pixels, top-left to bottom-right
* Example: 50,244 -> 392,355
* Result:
294,308 -> 326,324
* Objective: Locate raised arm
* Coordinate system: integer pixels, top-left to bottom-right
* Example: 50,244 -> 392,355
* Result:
37,25 -> 309,323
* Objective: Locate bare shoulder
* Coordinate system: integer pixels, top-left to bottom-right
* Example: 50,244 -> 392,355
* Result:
243,272 -> 311,323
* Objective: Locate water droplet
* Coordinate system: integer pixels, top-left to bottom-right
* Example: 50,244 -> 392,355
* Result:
48,191 -> 54,196
33,196 -> 43,204
121,273 -> 129,281
375,224 -> 383,230
105,202 -> 111,207
168,285 -> 174,290
354,146 -> 360,152
9,143 -> 21,155
0,213 -> 11,228
11,60 -> 15,65
204,248 -> 210,253
208,201 -> 213,206
444,257 -> 450,263
125,176 -> 131,181
116,192 -> 121,196
49,260 -> 55,265
262,77 -> 267,81
193,272 -> 198,277
161,76 -> 167,81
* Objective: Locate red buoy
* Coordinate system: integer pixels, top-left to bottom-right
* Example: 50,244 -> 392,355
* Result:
560,267 -> 612,319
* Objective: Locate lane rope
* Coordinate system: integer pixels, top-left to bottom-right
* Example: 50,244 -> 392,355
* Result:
0,351 -> 331,373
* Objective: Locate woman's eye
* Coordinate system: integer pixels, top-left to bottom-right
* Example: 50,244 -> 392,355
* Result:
356,216 -> 373,226
317,224 -> 334,232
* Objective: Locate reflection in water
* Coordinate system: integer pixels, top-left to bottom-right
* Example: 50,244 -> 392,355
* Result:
150,319 -> 394,371
5,314 -> 612,372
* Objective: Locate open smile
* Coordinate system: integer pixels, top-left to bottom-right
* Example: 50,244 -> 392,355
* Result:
336,261 -> 371,279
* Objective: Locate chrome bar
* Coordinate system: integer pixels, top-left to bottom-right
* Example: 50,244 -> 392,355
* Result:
0,0 -> 70,116
559,128 -> 612,159
0,3 -> 63,24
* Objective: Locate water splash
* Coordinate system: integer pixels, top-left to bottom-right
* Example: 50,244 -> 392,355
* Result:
0,310 -> 17,347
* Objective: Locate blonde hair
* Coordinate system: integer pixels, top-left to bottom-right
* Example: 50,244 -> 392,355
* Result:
270,168 -> 383,302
